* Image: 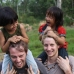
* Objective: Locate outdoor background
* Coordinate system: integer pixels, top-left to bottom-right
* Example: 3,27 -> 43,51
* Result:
0,0 -> 74,61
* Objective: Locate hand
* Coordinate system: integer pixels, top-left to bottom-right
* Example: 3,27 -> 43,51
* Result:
8,35 -> 21,43
57,56 -> 71,73
27,65 -> 40,74
1,65 -> 16,74
37,58 -> 42,63
43,26 -> 52,34
16,36 -> 22,40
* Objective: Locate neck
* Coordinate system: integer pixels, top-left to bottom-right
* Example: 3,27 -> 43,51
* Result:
47,52 -> 58,64
51,26 -> 56,31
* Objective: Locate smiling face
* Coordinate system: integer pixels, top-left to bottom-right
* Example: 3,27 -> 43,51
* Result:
43,37 -> 59,58
9,46 -> 26,69
4,21 -> 18,32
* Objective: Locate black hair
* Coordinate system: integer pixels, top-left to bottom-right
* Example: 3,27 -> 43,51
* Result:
46,6 -> 63,30
0,7 -> 18,26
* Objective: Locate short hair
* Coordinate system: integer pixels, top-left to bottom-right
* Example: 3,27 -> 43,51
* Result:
46,6 -> 63,30
8,41 -> 28,54
0,7 -> 18,26
41,33 -> 59,45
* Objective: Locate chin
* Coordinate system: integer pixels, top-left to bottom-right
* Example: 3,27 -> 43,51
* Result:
48,54 -> 54,57
16,66 -> 23,69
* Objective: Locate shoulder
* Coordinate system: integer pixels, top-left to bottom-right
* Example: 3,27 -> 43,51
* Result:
57,26 -> 66,31
35,58 -> 48,74
57,26 -> 66,34
39,24 -> 46,32
69,55 -> 74,73
18,23 -> 25,30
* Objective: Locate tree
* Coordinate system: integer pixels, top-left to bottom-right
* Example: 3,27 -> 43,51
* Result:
56,0 -> 62,9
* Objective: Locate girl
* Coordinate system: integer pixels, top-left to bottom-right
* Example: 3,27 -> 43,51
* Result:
38,6 -> 68,63
0,7 -> 38,74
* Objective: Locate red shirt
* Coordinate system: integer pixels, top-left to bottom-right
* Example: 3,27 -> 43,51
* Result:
38,24 -> 68,49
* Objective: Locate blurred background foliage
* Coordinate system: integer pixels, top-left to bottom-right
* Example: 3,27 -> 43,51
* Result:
0,0 -> 74,26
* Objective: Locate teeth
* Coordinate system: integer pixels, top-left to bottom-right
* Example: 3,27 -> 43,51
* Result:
17,63 -> 21,66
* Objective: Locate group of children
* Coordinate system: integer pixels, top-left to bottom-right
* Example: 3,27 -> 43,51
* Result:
0,6 -> 68,74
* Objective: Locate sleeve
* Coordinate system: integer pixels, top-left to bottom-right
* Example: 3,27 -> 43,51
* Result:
38,24 -> 45,34
57,26 -> 66,37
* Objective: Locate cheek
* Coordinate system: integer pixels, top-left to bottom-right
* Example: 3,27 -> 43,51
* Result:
44,46 -> 47,51
11,58 -> 16,62
22,54 -> 26,61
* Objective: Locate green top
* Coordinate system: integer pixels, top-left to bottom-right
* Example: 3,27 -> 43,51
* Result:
1,24 -> 22,43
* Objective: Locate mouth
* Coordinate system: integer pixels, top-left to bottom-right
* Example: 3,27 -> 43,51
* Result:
16,62 -> 22,67
46,51 -> 53,55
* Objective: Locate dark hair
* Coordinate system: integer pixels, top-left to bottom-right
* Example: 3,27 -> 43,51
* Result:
8,40 -> 28,54
46,6 -> 63,30
0,7 -> 18,26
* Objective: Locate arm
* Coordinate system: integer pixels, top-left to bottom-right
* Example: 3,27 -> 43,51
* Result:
0,30 -> 20,52
47,30 -> 65,45
57,56 -> 72,74
17,24 -> 29,43
0,30 -> 10,52
45,26 -> 66,45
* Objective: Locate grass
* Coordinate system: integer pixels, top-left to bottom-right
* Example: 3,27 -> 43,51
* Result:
27,26 -> 74,57
0,25 -> 74,57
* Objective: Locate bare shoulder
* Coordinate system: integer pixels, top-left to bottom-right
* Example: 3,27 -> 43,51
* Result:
19,23 -> 25,29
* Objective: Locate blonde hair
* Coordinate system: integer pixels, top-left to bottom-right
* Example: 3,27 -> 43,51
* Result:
41,33 -> 59,45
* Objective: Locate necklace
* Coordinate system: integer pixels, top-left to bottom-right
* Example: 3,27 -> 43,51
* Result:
44,60 -> 57,71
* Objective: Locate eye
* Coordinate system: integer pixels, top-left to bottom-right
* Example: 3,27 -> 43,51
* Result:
19,55 -> 23,58
44,44 -> 48,47
50,44 -> 54,46
11,56 -> 16,59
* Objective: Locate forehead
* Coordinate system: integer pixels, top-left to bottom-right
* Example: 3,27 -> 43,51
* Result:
43,37 -> 56,44
9,46 -> 25,53
9,47 -> 26,56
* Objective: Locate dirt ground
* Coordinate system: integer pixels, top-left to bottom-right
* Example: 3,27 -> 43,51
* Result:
0,53 -> 5,62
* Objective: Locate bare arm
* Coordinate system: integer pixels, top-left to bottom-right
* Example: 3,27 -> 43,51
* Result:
17,24 -> 29,43
0,30 -> 20,52
47,31 -> 65,45
44,26 -> 66,45
0,30 -> 10,52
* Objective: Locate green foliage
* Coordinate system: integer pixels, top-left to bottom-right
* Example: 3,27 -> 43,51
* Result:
64,16 -> 72,26
0,0 -> 74,26
66,28 -> 74,55
18,13 -> 39,25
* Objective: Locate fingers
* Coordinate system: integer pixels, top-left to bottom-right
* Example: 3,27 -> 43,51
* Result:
27,65 -> 34,74
1,70 -> 3,74
57,56 -> 63,63
6,64 -> 10,74
37,69 -> 40,74
37,58 -> 42,63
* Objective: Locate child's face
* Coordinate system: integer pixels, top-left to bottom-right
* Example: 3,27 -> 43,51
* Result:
45,14 -> 55,28
4,21 -> 18,32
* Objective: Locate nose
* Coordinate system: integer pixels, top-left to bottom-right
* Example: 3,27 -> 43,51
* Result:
16,57 -> 20,62
47,45 -> 51,50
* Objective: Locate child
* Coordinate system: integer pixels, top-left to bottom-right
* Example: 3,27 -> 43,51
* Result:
38,6 -> 68,63
0,7 -> 38,74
